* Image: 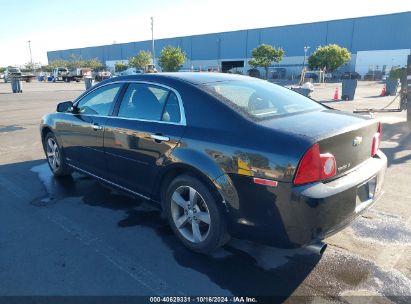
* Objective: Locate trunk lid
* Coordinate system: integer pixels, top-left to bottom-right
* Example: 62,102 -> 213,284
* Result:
260,109 -> 379,177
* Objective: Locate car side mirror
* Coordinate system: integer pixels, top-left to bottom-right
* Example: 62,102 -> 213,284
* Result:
56,101 -> 74,113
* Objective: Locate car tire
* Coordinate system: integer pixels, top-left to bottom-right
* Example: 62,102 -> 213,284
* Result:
165,174 -> 230,254
44,132 -> 72,177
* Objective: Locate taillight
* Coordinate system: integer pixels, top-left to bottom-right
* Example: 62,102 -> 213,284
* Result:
371,122 -> 382,156
293,144 -> 336,186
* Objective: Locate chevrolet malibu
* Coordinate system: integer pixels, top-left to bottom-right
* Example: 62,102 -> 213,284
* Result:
40,73 -> 386,253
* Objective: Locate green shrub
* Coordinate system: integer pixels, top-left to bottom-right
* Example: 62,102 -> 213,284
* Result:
389,67 -> 401,79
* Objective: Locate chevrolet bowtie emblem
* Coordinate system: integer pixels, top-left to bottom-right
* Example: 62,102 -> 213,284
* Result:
353,136 -> 363,146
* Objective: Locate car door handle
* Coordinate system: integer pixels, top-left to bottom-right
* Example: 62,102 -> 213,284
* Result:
92,123 -> 103,131
150,134 -> 170,142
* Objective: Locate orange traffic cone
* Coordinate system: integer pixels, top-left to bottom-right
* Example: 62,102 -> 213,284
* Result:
333,88 -> 339,101
380,86 -> 386,97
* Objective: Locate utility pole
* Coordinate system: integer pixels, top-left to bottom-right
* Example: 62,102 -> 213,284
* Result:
28,40 -> 34,73
302,46 -> 310,70
300,46 -> 310,85
217,38 -> 221,72
151,17 -> 155,67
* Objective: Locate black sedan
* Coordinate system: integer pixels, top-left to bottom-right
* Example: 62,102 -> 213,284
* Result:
40,73 -> 386,253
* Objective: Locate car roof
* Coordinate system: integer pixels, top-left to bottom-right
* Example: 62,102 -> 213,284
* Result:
107,72 -> 253,85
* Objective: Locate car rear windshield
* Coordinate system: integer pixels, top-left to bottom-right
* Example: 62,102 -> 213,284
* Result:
202,79 -> 323,119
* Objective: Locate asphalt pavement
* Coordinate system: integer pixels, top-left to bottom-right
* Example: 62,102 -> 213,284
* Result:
0,80 -> 410,303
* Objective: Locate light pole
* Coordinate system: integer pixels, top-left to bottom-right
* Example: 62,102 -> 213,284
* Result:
151,17 -> 155,67
302,46 -> 310,70
28,40 -> 34,73
217,38 -> 221,72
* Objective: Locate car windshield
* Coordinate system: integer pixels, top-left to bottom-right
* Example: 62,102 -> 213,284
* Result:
203,79 -> 324,119
9,68 -> 19,73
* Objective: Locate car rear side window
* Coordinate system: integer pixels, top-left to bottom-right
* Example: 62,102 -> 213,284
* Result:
76,83 -> 122,116
162,92 -> 181,123
203,80 -> 324,119
117,83 -> 181,123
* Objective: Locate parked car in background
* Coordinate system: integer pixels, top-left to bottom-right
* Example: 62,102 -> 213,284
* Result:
298,71 -> 319,81
364,70 -> 383,81
116,68 -> 144,76
52,67 -> 89,82
325,70 -> 344,81
40,73 -> 386,254
227,67 -> 244,75
382,74 -> 389,81
248,68 -> 261,78
4,67 -> 36,83
94,71 -> 111,82
342,72 -> 361,80
145,64 -> 158,73
304,72 -> 319,81
271,68 -> 286,79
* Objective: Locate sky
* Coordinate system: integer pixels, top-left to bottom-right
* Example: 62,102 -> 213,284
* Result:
0,0 -> 410,67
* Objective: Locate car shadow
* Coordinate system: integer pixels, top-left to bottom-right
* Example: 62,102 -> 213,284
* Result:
0,125 -> 25,133
117,206 -> 321,298
363,95 -> 386,98
83,185 -> 322,298
380,121 -> 411,167
1,160 -> 322,299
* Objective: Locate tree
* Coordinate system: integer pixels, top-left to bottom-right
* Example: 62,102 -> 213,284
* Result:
389,66 -> 402,79
82,58 -> 104,71
41,65 -> 53,73
22,61 -> 41,72
49,59 -> 70,69
23,62 -> 34,72
67,54 -> 83,69
129,50 -> 152,71
115,62 -> 128,73
0,67 -> 6,73
158,46 -> 186,72
49,57 -> 103,71
248,44 -> 284,79
308,44 -> 351,71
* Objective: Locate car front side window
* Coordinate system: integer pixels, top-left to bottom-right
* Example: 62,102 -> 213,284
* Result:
76,83 -> 123,116
117,83 -> 181,123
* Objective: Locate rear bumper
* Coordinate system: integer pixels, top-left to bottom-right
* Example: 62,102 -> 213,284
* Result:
216,150 -> 387,248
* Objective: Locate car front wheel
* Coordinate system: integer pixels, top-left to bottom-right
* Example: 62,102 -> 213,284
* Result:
165,175 -> 229,253
44,132 -> 71,177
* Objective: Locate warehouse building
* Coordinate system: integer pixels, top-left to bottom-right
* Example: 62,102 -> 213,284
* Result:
47,11 -> 411,78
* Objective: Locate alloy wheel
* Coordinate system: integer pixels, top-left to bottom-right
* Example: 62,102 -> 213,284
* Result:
170,186 -> 211,243
46,137 -> 61,172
